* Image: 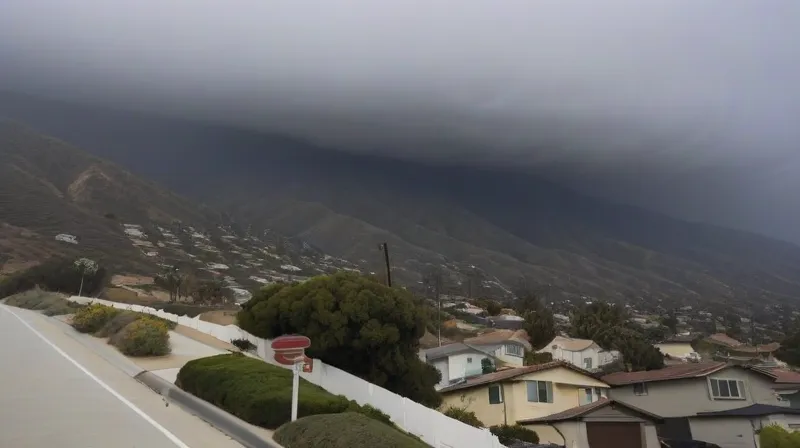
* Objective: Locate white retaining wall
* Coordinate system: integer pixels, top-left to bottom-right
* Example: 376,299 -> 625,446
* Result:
67,296 -> 506,448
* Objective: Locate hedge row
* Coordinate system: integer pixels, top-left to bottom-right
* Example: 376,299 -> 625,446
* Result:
274,412 -> 429,448
3,288 -> 85,316
176,354 -> 394,430
70,304 -> 173,357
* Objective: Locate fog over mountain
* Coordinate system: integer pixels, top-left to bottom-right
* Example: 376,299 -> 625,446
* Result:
1,1 -> 800,242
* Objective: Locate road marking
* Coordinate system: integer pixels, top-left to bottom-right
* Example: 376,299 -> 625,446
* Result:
0,306 -> 191,448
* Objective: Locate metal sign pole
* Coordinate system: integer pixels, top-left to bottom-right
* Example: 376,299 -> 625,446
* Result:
291,359 -> 301,422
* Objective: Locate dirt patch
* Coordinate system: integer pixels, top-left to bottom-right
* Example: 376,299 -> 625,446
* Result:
111,274 -> 154,286
199,310 -> 238,326
102,287 -> 161,305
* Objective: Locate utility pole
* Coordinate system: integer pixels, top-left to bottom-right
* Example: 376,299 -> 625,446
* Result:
435,271 -> 443,346
380,242 -> 392,287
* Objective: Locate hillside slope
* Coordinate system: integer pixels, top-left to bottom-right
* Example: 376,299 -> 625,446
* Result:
0,122 -> 359,291
3,92 -> 800,310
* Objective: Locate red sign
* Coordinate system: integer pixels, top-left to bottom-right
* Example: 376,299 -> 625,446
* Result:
272,334 -> 313,373
271,335 -> 311,351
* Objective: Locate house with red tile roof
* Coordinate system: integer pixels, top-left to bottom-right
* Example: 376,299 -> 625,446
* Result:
438,361 -> 663,448
602,362 -> 798,448
696,333 -> 781,366
747,366 -> 800,408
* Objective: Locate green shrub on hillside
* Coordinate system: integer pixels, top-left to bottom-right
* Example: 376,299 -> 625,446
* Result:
3,288 -> 84,316
177,354 -> 397,430
95,311 -> 143,337
274,413 -> 429,448
177,354 -> 351,429
110,318 -> 171,357
443,406 -> 484,428
0,257 -> 108,298
70,304 -> 120,333
760,424 -> 800,448
489,424 -> 540,445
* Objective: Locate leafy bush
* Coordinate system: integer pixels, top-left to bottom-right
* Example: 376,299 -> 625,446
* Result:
95,311 -> 144,337
759,424 -> 800,448
231,338 -> 257,353
274,412 -> 429,448
177,354 -> 353,429
70,304 -> 120,333
110,318 -> 171,356
490,424 -> 540,445
94,310 -> 175,336
443,406 -> 484,428
3,288 -> 85,316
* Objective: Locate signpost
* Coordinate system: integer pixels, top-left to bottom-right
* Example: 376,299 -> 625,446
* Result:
271,335 -> 313,422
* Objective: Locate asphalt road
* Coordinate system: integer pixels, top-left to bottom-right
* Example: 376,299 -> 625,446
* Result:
0,305 -> 246,448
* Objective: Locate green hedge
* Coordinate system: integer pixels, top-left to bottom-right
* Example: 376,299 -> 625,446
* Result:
3,288 -> 85,316
760,424 -> 800,448
177,354 -> 356,429
490,424 -> 539,445
274,412 -> 429,448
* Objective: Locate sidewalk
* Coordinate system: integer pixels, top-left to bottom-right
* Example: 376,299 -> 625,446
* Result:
51,312 -> 278,444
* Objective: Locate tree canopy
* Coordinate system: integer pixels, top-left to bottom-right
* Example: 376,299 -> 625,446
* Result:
517,297 -> 556,351
237,272 -> 442,407
776,319 -> 800,367
569,302 -> 664,372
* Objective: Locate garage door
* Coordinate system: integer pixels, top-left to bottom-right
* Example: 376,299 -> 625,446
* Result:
586,422 -> 642,448
689,418 -> 755,448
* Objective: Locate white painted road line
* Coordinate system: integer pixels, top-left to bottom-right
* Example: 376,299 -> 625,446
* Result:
0,305 -> 200,448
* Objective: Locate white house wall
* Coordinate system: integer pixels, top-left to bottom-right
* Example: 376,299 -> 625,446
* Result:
689,418 -> 756,448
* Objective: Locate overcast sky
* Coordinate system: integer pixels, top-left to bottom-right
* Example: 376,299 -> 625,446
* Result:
1,1 -> 800,242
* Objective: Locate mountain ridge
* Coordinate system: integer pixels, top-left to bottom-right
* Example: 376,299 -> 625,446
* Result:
2,92 -> 800,311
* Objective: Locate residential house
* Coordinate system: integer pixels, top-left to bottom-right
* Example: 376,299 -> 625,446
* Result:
422,342 -> 504,389
439,361 -> 662,448
749,366 -> 800,408
420,329 -> 531,389
655,334 -> 699,361
463,329 -> 532,367
603,361 -> 798,448
488,314 -> 526,330
696,333 -> 781,366
539,335 -> 620,372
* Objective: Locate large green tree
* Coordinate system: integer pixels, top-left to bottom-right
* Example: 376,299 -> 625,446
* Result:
237,272 -> 442,407
569,302 -> 664,371
518,298 -> 556,351
776,319 -> 800,367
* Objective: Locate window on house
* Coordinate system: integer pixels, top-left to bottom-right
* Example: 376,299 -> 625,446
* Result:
595,387 -> 605,399
709,378 -> 745,400
581,388 -> 594,405
467,357 -> 473,363
505,344 -> 523,357
633,383 -> 648,396
526,380 -> 554,403
584,358 -> 593,369
488,384 -> 504,404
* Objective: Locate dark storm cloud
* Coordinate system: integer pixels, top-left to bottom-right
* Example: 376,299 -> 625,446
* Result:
1,0 -> 800,240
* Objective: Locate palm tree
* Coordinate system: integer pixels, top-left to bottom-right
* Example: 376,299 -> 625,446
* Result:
73,258 -> 99,296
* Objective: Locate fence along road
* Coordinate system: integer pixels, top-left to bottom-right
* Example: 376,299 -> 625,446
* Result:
0,305 -> 246,448
66,296 -> 507,448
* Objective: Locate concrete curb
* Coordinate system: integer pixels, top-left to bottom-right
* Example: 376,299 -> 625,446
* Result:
44,312 -> 283,448
135,372 -> 283,448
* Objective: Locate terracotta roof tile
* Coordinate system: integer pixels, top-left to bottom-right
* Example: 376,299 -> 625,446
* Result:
601,362 -> 728,386
547,336 -> 596,352
749,367 -> 800,384
465,329 -> 532,350
439,361 -> 600,393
